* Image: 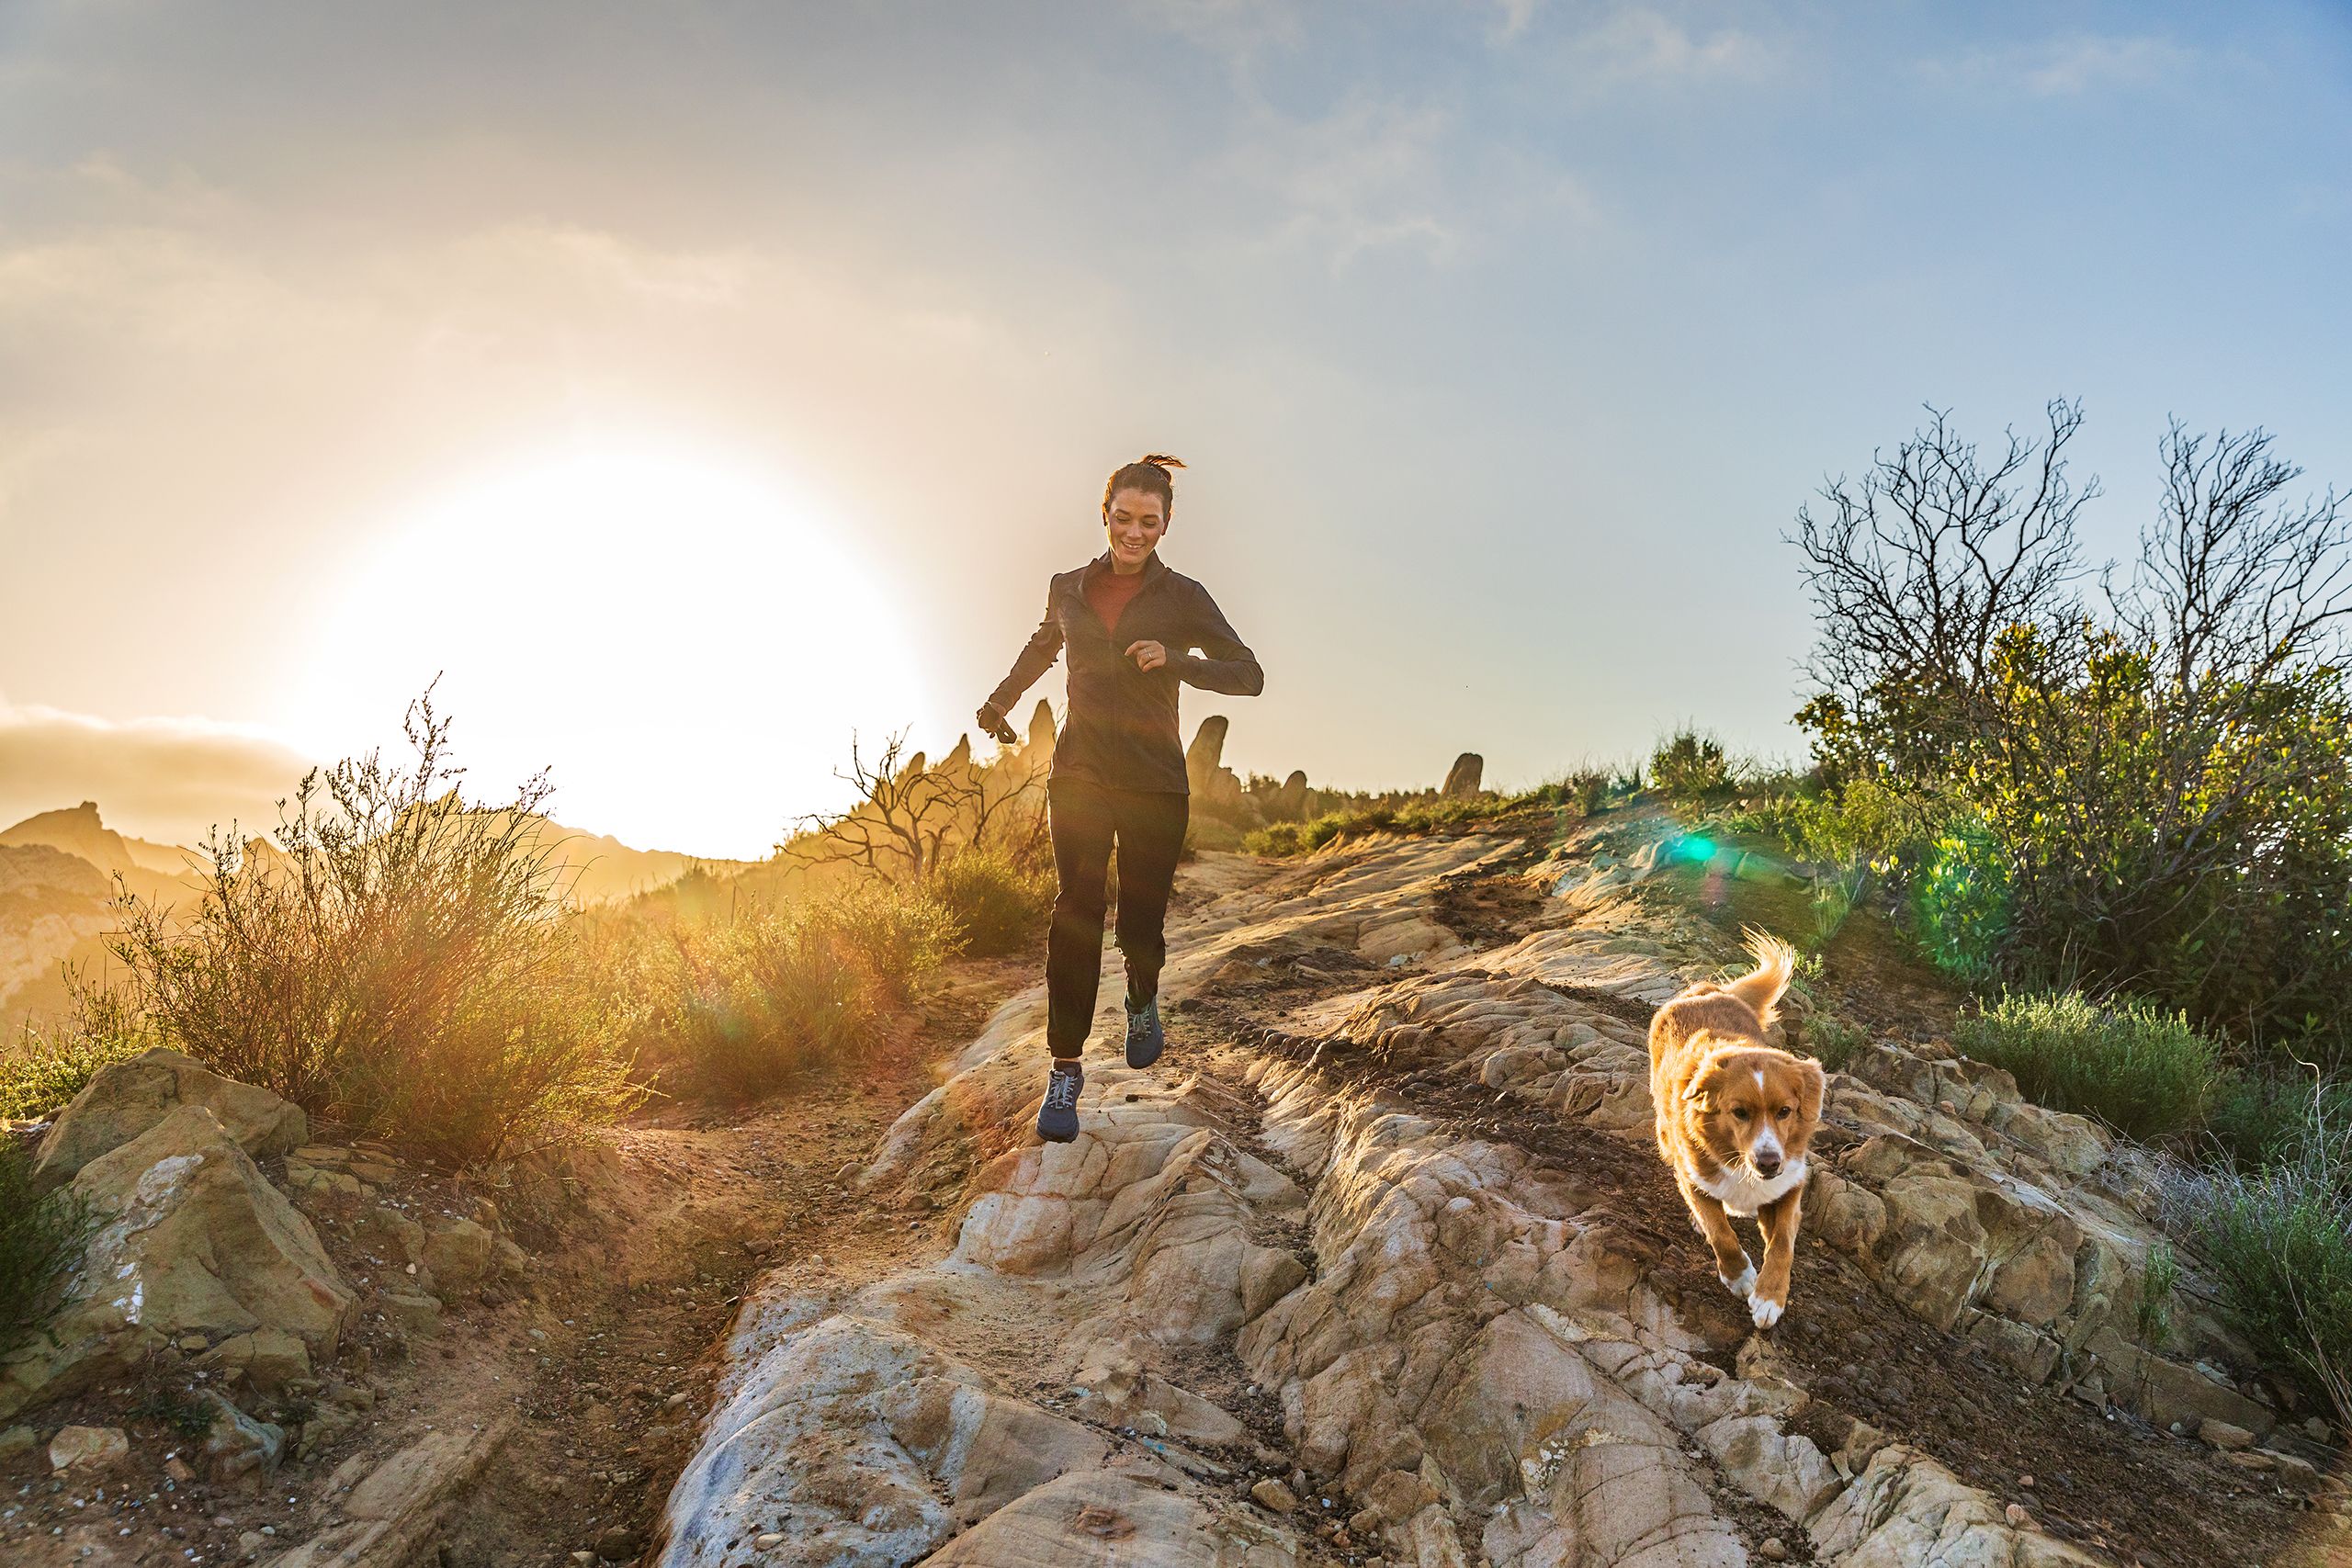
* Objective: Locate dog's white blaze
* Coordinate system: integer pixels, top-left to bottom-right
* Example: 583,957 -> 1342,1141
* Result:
1698,1157 -> 1806,1217
1753,1127 -> 1782,1164
1755,1070 -> 1765,1092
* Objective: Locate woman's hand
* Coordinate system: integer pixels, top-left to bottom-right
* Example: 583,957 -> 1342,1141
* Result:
1125,640 -> 1169,672
976,702 -> 1019,745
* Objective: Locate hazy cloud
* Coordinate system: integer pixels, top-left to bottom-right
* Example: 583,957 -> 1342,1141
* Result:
1238,98 -> 1464,266
1931,33 -> 2194,97
0,698 -> 313,846
1570,7 -> 1780,82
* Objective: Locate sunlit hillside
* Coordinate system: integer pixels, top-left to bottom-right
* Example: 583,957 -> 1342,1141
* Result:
0,799 -> 754,1028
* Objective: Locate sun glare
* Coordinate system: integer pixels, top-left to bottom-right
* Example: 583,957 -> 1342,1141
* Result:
298,446 -> 933,859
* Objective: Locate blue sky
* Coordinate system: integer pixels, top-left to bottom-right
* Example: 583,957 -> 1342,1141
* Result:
2,2 -> 2347,855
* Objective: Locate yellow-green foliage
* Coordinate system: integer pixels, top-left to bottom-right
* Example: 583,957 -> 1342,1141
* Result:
1244,784 -> 1577,857
622,878 -> 962,1101
1956,990 -> 2222,1144
105,694 -> 645,1168
1648,729 -> 1735,802
1,1016 -> 151,1122
930,848 -> 1054,957
1791,412 -> 2352,1049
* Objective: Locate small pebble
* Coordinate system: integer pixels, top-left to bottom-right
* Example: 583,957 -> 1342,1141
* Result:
1758,1540 -> 1788,1562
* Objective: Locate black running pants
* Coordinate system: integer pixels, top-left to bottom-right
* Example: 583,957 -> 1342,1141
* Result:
1046,775 -> 1189,1059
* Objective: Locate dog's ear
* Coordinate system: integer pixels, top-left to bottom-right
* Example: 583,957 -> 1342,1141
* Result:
1680,1065 -> 1716,1104
1799,1057 -> 1827,1119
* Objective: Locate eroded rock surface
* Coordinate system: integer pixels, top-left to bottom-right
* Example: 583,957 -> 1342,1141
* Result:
31,1045 -> 309,1191
656,819 -> 2337,1566
2,1102 -> 355,1422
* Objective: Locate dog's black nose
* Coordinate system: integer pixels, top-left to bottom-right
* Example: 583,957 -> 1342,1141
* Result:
1753,1154 -> 1782,1177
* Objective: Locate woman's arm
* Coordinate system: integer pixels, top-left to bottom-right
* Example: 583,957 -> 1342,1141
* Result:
982,595 -> 1065,726
1171,582 -> 1263,696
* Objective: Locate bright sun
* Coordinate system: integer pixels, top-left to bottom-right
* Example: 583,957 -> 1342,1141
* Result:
298,446 -> 933,859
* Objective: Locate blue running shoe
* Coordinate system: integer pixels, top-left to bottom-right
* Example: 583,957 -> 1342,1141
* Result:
1037,1060 -> 1083,1143
1125,995 -> 1164,1069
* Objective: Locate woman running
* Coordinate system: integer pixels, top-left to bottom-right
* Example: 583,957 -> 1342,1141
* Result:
976,455 -> 1263,1143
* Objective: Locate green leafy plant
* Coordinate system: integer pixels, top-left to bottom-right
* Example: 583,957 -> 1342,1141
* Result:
2186,1112 -> 2352,1430
1648,729 -> 1736,803
1910,815 -> 2012,981
2209,1071 -> 2352,1172
1790,404 -> 2352,1059
929,847 -> 1053,957
2135,1241 -> 2179,1344
1,999 -> 153,1122
0,1140 -> 90,1359
1803,1012 -> 1870,1074
1955,990 -> 2222,1143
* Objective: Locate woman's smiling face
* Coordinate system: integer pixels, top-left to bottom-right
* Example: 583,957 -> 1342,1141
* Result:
1103,487 -> 1167,570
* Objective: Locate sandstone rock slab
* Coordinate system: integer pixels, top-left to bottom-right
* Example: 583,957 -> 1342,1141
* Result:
2,1103 -> 354,1423
32,1047 -> 305,1191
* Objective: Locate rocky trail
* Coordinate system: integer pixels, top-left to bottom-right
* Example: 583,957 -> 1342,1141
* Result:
6,811 -> 2348,1567
648,813 -> 2347,1568
0,956 -> 1030,1568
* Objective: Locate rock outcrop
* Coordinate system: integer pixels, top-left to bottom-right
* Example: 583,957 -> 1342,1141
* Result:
2,1102 -> 355,1421
32,1046 -> 309,1191
649,815 -> 2329,1566
1441,751 -> 1484,797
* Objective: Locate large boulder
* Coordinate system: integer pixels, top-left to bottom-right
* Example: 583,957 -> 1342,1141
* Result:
0,1103 -> 355,1422
1441,751 -> 1484,797
32,1047 -> 307,1191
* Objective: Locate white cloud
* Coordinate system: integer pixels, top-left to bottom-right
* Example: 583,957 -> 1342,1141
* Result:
1931,33 -> 2193,97
1491,0 -> 1544,42
1570,6 -> 1780,82
1242,99 -> 1464,267
1132,0 -> 1304,67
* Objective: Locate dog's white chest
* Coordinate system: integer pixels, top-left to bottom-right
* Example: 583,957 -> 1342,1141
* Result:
1698,1158 -> 1806,1217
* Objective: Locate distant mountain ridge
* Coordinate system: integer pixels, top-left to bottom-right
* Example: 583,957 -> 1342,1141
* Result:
0,799 -> 749,1027
0,801 -> 194,880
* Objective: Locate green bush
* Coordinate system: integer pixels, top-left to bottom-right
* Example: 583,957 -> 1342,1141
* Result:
1955,990 -> 2223,1143
636,878 -> 960,1100
2210,1071 -> 2352,1172
0,1140 -> 89,1359
930,849 -> 1054,956
1242,784 -> 1577,858
106,694 -> 643,1167
1803,1011 -> 1869,1074
1649,729 -> 1736,803
2186,1115 -> 2352,1428
1910,815 -> 2013,981
1791,408 -> 2352,1055
1,1012 -> 151,1122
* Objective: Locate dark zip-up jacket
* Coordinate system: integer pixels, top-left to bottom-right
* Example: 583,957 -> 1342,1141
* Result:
987,551 -> 1262,794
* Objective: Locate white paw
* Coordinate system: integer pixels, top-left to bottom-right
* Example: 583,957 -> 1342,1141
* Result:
1750,1295 -> 1784,1329
1721,1259 -> 1756,1299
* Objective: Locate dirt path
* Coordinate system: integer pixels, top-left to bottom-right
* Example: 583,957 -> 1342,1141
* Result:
424,953 -> 1035,1567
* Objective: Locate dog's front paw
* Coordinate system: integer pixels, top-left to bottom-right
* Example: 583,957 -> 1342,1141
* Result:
1750,1293 -> 1785,1329
1720,1258 -> 1757,1299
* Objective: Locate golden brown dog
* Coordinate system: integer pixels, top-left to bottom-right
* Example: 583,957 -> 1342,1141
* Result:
1648,929 -> 1826,1329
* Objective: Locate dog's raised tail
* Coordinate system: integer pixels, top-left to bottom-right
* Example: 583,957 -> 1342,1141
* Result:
1720,928 -> 1797,1030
